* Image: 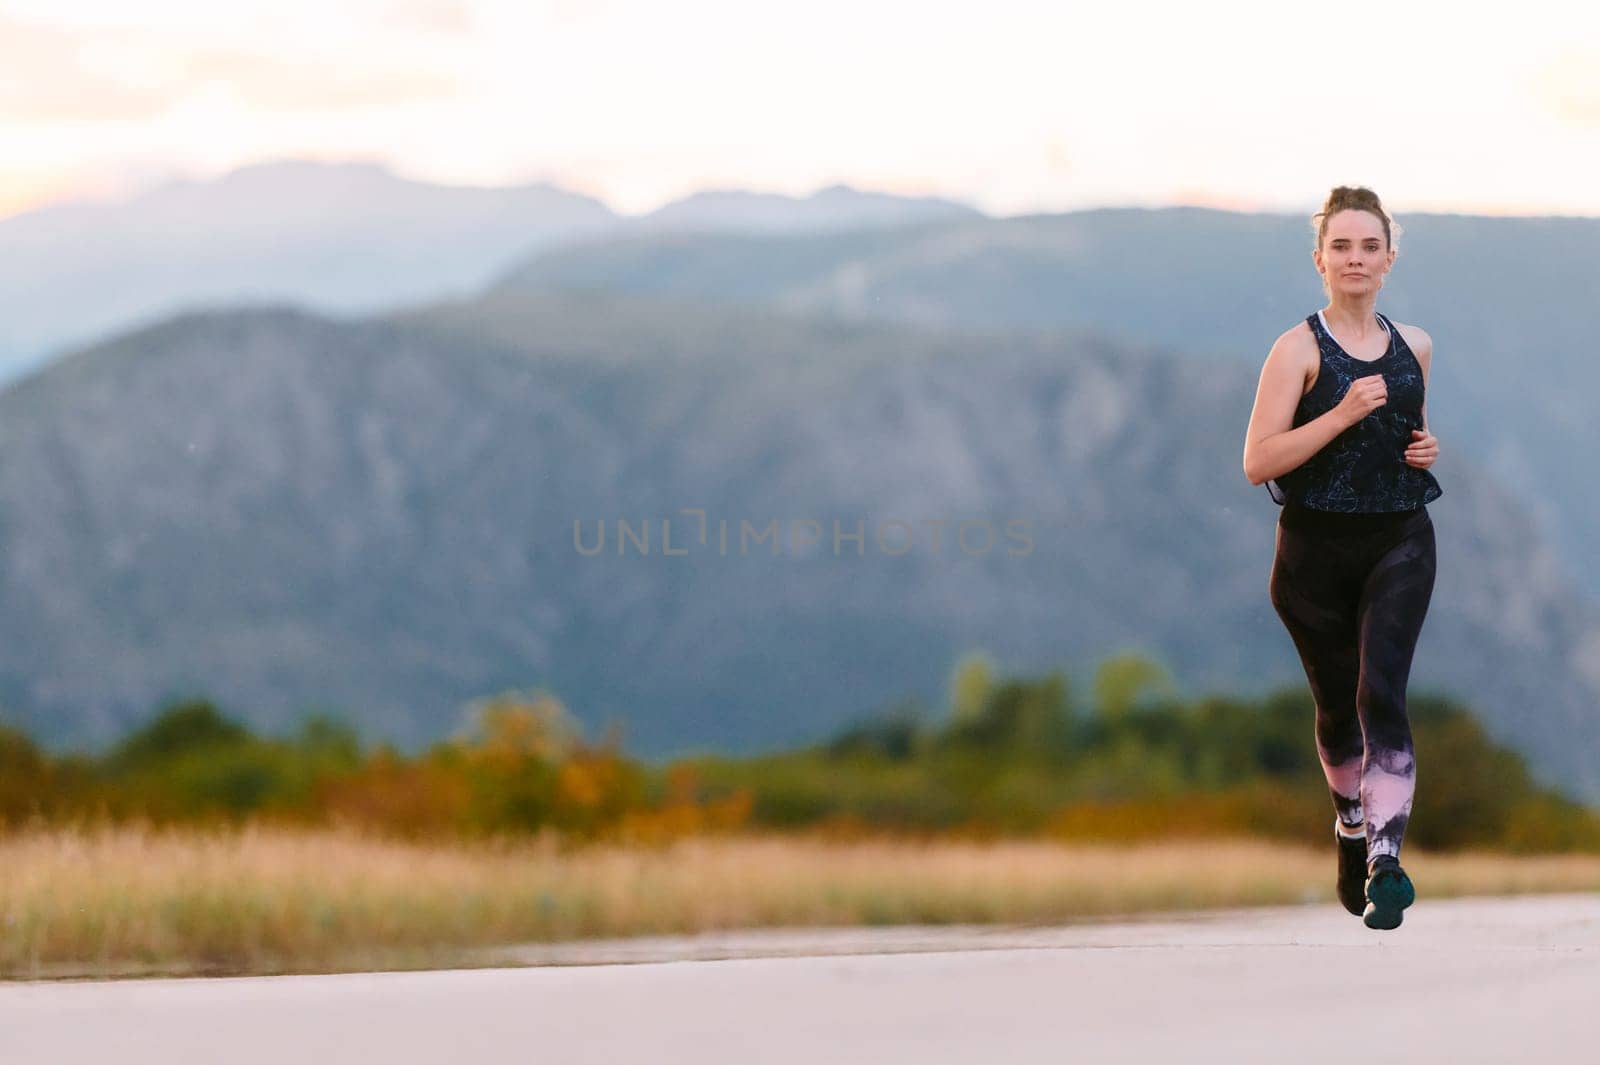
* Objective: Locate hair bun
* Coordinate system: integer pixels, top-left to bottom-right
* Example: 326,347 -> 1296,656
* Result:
1322,185 -> 1385,215
1311,184 -> 1399,253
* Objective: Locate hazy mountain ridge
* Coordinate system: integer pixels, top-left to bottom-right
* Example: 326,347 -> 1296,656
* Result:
636,184 -> 982,233
3,294 -> 1599,803
489,208 -> 1600,599
0,162 -> 983,384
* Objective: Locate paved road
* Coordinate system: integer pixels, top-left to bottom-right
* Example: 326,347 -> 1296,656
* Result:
3,893 -> 1597,1064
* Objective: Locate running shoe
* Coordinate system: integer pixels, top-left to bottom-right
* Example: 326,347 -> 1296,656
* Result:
1363,854 -> 1415,930
1335,820 -> 1368,916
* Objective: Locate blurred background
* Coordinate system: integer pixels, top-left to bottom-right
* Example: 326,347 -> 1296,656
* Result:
3,0 -> 1600,977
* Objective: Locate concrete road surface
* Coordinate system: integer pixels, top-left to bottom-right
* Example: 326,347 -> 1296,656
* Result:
2,893 -> 1597,1064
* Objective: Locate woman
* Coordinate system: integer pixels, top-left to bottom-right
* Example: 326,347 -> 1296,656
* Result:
1242,185 -> 1442,931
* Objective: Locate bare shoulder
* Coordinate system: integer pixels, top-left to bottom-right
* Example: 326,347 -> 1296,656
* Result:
1390,319 -> 1434,364
1267,316 -> 1318,358
1267,319 -> 1319,370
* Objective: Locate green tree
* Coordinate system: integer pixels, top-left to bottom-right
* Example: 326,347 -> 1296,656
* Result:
293,711 -> 364,768
948,652 -> 995,727
824,697 -> 929,760
1093,651 -> 1177,725
105,698 -> 252,773
942,671 -> 1072,759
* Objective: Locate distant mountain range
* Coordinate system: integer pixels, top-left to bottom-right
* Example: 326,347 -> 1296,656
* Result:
484,208 -> 1600,600
3,292 -> 1599,805
634,185 -> 981,234
0,160 -> 983,384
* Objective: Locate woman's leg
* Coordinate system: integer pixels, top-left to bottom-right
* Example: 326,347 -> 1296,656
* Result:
1354,512 -> 1437,867
1269,523 -> 1365,832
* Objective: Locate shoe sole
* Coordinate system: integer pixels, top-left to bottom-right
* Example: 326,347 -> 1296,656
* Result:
1362,867 -> 1415,930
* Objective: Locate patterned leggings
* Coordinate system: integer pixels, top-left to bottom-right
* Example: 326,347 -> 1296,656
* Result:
1269,503 -> 1437,867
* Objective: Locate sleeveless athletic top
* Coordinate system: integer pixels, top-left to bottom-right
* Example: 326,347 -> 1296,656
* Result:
1265,310 -> 1443,514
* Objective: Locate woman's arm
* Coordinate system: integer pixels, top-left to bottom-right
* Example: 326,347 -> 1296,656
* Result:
1404,327 -> 1439,469
1243,328 -> 1360,485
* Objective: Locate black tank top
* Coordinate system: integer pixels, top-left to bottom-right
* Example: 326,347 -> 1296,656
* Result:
1265,310 -> 1443,514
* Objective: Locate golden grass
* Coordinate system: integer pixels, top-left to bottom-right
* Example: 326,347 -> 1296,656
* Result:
5,822 -> 1600,980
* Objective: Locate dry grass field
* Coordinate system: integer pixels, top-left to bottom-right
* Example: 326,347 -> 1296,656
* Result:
6,822 -> 1600,980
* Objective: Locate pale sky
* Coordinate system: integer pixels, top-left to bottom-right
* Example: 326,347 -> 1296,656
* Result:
3,0 -> 1598,220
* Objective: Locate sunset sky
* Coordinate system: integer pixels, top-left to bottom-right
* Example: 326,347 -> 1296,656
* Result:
3,0 -> 1598,220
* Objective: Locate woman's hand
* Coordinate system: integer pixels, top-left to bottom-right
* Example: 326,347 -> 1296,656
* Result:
1405,428 -> 1439,469
1333,376 -> 1387,429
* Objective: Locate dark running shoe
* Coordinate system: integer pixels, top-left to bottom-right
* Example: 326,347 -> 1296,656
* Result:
1363,855 -> 1416,930
1335,821 -> 1368,916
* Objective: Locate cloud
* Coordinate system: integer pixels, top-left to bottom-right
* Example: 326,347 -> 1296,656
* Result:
1532,48 -> 1600,126
180,48 -> 461,111
0,13 -> 462,124
0,17 -> 177,121
382,0 -> 474,34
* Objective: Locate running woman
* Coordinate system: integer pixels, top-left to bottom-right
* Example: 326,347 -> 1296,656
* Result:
1242,185 -> 1442,930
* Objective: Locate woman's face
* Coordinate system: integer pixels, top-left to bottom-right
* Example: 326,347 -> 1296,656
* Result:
1313,209 -> 1395,296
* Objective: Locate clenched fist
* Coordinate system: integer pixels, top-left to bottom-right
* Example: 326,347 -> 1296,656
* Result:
1404,429 -> 1439,469
1335,376 -> 1387,429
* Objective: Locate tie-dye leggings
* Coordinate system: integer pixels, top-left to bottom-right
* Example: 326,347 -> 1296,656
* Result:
1268,502 -> 1437,867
